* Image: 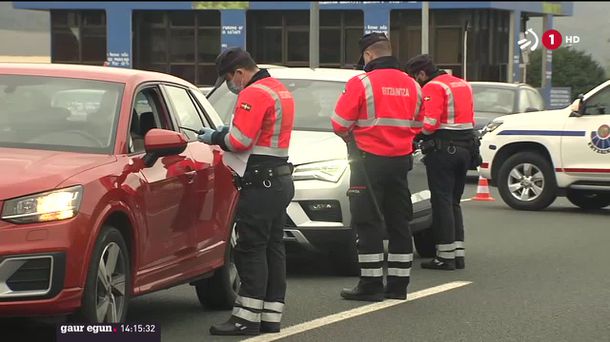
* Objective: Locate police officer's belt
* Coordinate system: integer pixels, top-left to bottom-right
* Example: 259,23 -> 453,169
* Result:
236,163 -> 294,189
419,139 -> 474,154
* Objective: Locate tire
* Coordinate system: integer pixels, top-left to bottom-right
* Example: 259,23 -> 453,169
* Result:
567,190 -> 610,209
497,151 -> 557,210
330,230 -> 360,276
72,226 -> 130,323
413,228 -> 436,258
195,225 -> 239,310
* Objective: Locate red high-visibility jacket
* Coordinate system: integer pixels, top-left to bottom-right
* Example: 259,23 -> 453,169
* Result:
224,76 -> 295,157
332,69 -> 423,156
419,73 -> 475,135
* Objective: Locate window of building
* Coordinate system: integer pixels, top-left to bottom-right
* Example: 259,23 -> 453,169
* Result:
133,11 -> 221,86
390,11 -> 421,64
51,10 -> 107,65
248,10 -> 363,68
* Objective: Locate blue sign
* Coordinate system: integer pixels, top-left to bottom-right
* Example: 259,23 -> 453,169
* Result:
220,10 -> 246,49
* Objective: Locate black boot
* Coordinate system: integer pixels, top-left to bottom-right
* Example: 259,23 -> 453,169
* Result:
421,258 -> 456,270
209,319 -> 260,336
384,289 -> 407,300
455,257 -> 465,269
261,321 -> 280,333
340,282 -> 384,302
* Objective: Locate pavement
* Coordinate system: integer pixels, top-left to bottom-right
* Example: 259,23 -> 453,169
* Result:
2,182 -> 610,342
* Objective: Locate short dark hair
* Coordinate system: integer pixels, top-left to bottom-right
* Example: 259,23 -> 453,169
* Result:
366,40 -> 392,56
405,54 -> 437,77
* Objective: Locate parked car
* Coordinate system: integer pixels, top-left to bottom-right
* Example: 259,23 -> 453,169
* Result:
0,64 -> 240,323
199,64 -> 288,95
207,68 -> 435,274
471,82 -> 545,130
479,80 -> 610,210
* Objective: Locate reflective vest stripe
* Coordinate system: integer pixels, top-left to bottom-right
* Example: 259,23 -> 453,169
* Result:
236,296 -> 264,310
387,267 -> 411,277
455,241 -> 464,249
251,83 -> 283,148
357,117 -> 423,128
428,80 -> 456,124
358,74 -> 376,120
331,111 -> 356,128
262,312 -> 282,323
439,122 -> 474,130
424,117 -> 438,126
232,307 -> 261,322
358,253 -> 384,263
227,125 -> 253,149
438,251 -> 456,259
252,146 -> 289,157
456,250 -> 465,257
437,243 -> 456,252
388,253 -> 414,263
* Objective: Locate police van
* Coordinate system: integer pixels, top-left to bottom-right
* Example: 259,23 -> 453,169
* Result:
479,80 -> 610,210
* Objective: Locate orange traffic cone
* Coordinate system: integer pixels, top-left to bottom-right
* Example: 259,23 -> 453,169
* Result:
472,175 -> 495,201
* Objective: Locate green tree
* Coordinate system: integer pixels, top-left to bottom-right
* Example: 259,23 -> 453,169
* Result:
526,47 -> 607,99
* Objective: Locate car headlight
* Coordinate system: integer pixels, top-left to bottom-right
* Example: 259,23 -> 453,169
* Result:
293,160 -> 348,183
483,120 -> 503,134
1,185 -> 83,224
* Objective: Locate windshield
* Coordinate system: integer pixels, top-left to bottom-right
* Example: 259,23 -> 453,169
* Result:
0,75 -> 123,154
471,85 -> 516,114
208,78 -> 345,131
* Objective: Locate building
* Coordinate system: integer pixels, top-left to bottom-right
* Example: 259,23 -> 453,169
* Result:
13,1 -> 573,103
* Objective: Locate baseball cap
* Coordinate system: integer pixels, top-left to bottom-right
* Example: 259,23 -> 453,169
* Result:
213,47 -> 254,88
355,32 -> 390,69
405,54 -> 436,76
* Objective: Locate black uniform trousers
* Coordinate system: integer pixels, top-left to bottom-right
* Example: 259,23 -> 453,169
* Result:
230,172 -> 294,329
424,144 -> 471,262
349,151 -> 414,294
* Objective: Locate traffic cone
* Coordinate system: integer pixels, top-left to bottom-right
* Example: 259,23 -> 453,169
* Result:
472,175 -> 495,201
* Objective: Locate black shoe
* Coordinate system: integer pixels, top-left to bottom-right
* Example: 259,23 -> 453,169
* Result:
209,320 -> 260,336
261,322 -> 280,333
455,257 -> 465,269
384,291 -> 407,300
421,258 -> 456,270
340,284 -> 384,302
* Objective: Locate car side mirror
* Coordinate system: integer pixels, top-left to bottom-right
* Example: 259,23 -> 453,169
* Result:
143,129 -> 188,167
570,94 -> 585,117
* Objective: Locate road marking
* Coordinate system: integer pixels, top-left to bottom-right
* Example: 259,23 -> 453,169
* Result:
243,281 -> 472,342
461,198 -> 472,203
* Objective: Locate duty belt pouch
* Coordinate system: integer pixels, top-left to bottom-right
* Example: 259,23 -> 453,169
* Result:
470,134 -> 483,169
419,139 -> 437,155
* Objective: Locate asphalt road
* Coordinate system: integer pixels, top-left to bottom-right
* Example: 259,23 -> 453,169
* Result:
3,182 -> 610,342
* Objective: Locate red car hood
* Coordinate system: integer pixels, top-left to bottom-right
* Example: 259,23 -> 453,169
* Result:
0,148 -> 116,200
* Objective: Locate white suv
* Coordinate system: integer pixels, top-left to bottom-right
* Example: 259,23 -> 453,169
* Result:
479,80 -> 610,210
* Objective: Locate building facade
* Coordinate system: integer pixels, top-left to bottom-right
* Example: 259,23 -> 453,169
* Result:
14,1 -> 573,102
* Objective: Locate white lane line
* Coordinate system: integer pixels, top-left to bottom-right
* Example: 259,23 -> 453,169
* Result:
243,281 -> 472,342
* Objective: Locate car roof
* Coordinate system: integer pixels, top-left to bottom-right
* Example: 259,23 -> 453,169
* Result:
469,81 -> 533,89
268,68 -> 364,82
0,63 -> 194,87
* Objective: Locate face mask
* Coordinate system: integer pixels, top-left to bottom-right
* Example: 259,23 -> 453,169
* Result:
227,71 -> 244,95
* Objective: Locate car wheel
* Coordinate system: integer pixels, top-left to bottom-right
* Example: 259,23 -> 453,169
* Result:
195,224 -> 239,310
330,230 -> 360,276
72,226 -> 130,323
567,190 -> 610,209
413,228 -> 436,258
497,152 -> 557,210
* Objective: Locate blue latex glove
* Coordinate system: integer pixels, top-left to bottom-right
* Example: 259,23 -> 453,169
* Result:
198,127 -> 215,144
216,124 -> 227,132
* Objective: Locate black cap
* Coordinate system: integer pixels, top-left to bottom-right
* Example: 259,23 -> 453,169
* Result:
213,47 -> 254,88
355,32 -> 390,69
405,54 -> 436,76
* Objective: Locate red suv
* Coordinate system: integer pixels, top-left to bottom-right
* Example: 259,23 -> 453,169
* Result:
0,64 -> 239,322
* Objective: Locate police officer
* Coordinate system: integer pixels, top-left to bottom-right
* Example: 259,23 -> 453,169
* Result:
198,47 -> 295,335
332,33 -> 423,301
405,54 -> 478,271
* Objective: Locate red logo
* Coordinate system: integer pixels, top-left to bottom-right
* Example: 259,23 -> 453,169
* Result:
542,29 -> 562,50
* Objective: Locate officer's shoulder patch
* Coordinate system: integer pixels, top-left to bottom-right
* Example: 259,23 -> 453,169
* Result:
240,102 -> 252,111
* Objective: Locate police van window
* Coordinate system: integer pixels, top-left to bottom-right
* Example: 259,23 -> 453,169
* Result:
129,88 -> 170,154
518,89 -> 531,113
163,85 -> 205,140
584,87 -> 610,116
526,89 -> 545,111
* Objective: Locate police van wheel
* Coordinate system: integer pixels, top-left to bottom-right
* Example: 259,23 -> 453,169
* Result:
195,225 -> 239,310
567,190 -> 610,210
414,228 -> 436,258
497,152 -> 557,211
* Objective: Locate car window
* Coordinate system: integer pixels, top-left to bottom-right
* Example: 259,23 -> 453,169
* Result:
0,75 -> 123,154
584,86 -> 610,116
518,89 -> 531,113
128,87 -> 171,154
471,85 -> 515,114
207,79 -> 345,131
164,85 -> 205,140
526,89 -> 545,111
192,88 -> 224,128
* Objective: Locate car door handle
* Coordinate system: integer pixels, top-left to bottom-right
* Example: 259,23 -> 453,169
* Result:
185,170 -> 197,184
